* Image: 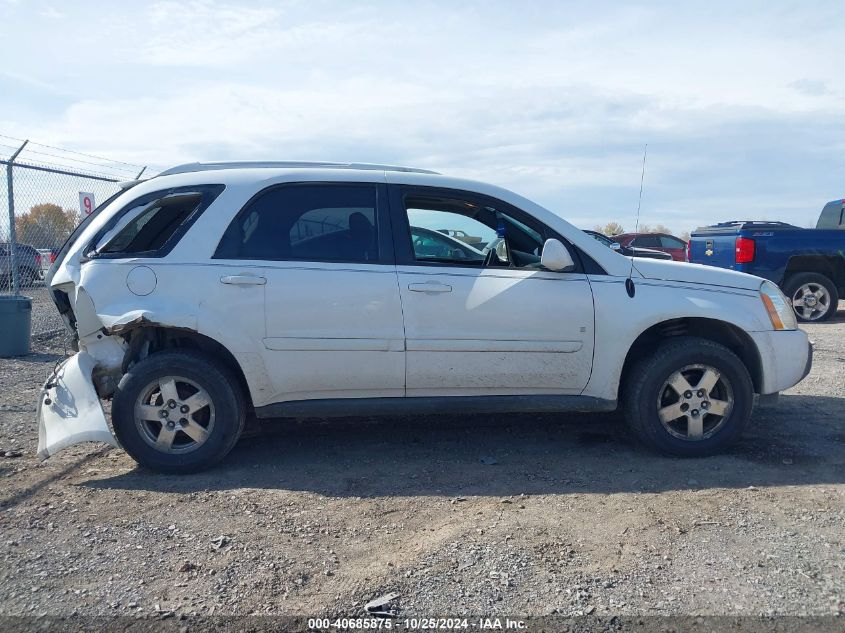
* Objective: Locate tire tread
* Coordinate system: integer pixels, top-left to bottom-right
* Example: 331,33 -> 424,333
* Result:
112,349 -> 245,473
623,336 -> 753,456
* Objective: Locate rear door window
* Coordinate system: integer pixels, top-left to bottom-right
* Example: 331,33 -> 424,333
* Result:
634,235 -> 660,248
215,183 -> 383,263
660,236 -> 685,248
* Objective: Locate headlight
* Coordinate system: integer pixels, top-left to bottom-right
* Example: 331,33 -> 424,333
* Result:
760,281 -> 797,330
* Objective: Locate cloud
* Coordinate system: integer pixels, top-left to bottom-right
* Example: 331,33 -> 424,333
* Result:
790,79 -> 830,97
39,6 -> 64,19
2,0 -> 844,236
141,1 -> 283,65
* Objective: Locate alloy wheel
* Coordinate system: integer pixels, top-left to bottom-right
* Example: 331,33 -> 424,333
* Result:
791,283 -> 831,321
134,376 -> 216,454
656,364 -> 734,440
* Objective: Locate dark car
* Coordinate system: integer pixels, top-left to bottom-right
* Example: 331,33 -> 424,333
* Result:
0,242 -> 41,288
584,230 -> 672,260
612,232 -> 687,261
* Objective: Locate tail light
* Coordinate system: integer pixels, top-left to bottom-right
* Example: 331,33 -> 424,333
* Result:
35,254 -> 41,267
735,237 -> 755,264
50,252 -> 56,263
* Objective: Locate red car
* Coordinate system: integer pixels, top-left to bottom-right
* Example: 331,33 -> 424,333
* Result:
611,232 -> 687,261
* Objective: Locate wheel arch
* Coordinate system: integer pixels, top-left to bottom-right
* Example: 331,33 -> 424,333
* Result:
782,255 -> 845,293
619,317 -> 763,398
122,326 -> 255,414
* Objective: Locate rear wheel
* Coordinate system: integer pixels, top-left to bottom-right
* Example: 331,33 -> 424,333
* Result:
623,337 -> 753,456
783,273 -> 838,322
112,350 -> 245,473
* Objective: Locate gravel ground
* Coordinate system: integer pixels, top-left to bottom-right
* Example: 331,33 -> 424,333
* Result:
0,312 -> 843,620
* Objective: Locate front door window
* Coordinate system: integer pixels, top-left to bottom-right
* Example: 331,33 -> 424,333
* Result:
402,194 -> 547,270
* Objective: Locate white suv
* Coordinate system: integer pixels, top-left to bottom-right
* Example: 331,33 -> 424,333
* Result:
37,162 -> 812,472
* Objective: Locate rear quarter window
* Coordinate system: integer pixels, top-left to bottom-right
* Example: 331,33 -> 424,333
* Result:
87,185 -> 224,259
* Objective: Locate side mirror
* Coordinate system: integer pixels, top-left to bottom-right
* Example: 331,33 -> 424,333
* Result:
540,238 -> 575,272
610,242 -> 622,251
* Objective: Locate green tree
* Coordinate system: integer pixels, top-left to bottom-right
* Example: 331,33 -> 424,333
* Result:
15,203 -> 79,248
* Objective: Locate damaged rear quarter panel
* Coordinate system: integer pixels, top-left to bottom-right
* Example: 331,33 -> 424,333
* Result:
79,260 -> 273,406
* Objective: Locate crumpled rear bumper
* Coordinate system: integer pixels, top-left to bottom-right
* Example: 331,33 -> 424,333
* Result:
36,352 -> 118,460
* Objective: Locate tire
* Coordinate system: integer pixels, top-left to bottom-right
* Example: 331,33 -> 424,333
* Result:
783,273 -> 839,323
111,350 -> 245,473
623,337 -> 753,457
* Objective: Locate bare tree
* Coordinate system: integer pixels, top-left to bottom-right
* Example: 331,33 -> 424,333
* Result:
599,222 -> 625,236
650,223 -> 675,235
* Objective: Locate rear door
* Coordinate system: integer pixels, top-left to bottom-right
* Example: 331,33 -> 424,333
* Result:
213,182 -> 405,404
388,185 -> 594,396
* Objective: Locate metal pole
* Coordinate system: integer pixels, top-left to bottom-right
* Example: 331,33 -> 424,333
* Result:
6,140 -> 28,296
134,166 -> 147,179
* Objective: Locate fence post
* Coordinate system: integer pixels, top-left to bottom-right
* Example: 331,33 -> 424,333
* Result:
6,140 -> 29,296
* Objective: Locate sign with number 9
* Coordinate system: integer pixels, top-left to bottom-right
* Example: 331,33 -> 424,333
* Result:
79,192 -> 95,216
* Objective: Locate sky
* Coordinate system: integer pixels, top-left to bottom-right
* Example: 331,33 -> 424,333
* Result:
1,0 -> 843,236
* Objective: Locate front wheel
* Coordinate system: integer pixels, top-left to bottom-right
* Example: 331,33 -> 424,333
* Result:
112,350 -> 245,473
623,337 -> 754,456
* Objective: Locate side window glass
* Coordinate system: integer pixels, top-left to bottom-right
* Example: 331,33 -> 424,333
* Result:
216,185 -> 379,263
98,193 -> 202,254
89,185 -> 224,258
660,236 -> 684,248
636,235 -> 660,248
407,209 -> 490,263
403,195 -> 544,269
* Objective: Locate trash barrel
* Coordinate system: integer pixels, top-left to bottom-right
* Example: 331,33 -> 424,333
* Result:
0,296 -> 32,357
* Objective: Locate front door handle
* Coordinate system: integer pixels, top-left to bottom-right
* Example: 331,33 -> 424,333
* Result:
408,282 -> 452,293
220,275 -> 267,286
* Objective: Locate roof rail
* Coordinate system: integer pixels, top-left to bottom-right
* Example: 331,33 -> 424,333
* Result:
156,161 -> 440,177
693,220 -> 800,233
709,220 -> 797,227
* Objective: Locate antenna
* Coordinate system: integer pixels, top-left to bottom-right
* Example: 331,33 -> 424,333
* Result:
625,144 -> 648,298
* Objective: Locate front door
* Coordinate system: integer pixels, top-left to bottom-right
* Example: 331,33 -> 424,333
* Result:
213,182 -> 405,404
389,185 -> 595,397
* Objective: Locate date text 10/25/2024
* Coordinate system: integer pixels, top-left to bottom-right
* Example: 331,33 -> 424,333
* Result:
308,618 -> 527,630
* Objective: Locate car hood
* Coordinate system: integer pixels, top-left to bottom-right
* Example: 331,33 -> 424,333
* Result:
631,258 -> 763,291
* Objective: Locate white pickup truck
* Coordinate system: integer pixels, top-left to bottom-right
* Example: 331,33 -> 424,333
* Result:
38,161 -> 811,472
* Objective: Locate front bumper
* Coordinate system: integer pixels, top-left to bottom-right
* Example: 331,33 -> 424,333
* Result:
36,352 -> 118,460
748,328 -> 813,395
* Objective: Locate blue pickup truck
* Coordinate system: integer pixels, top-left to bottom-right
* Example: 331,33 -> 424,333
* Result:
688,199 -> 845,322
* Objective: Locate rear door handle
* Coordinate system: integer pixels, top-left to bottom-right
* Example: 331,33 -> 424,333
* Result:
408,282 -> 452,293
220,275 -> 266,285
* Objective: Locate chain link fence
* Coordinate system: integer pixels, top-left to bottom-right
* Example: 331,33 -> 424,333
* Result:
0,137 -> 156,339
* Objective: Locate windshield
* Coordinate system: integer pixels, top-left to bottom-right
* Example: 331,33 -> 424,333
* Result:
585,230 -> 614,248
